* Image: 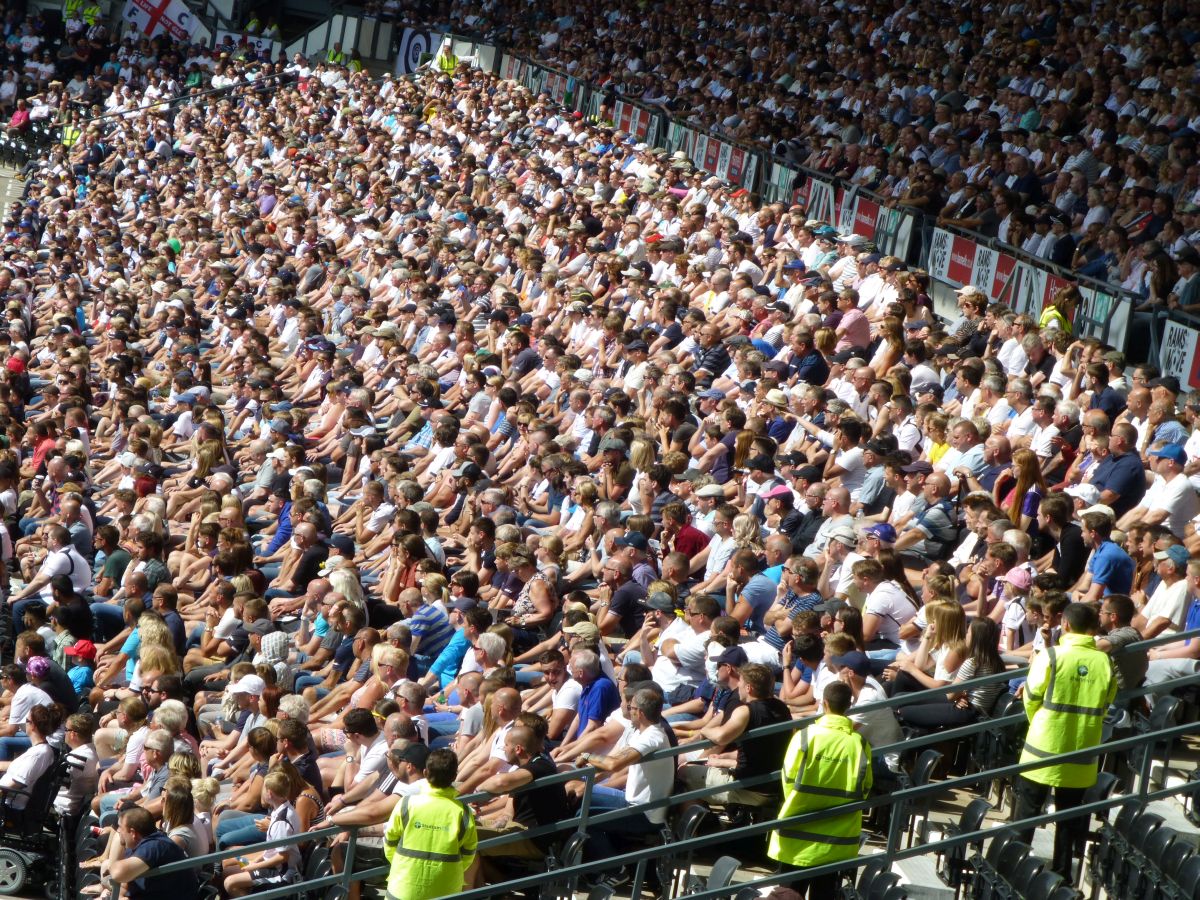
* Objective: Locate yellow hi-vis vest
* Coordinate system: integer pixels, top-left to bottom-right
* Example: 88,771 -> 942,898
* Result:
1019,632 -> 1116,788
383,785 -> 477,900
81,2 -> 100,24
61,124 -> 81,148
326,47 -> 345,64
768,713 -> 872,869
436,50 -> 458,73
63,0 -> 83,18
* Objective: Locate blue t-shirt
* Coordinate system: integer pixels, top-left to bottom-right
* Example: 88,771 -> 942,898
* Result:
68,663 -> 94,695
1090,451 -> 1147,517
1088,540 -> 1134,596
1183,600 -> 1200,646
121,629 -> 141,683
738,573 -> 777,635
573,675 -> 620,741
429,628 -> 471,688
128,830 -> 197,900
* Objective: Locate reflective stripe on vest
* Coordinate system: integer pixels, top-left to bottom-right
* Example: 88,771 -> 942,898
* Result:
791,727 -> 870,801
778,828 -> 861,845
394,847 -> 463,862
1041,646 -> 1110,717
392,792 -> 473,859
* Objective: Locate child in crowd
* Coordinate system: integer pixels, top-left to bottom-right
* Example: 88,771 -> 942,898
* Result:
64,639 -> 97,696
222,770 -> 301,896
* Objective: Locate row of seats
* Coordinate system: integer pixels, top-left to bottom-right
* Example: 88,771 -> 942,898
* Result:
969,835 -> 1077,900
1089,805 -> 1200,900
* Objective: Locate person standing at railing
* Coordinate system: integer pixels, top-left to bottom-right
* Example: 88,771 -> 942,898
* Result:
767,680 -> 871,899
382,748 -> 477,900
1013,601 -> 1116,880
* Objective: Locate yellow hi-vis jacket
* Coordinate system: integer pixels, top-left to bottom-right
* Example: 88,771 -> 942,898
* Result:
435,49 -> 458,73
768,713 -> 872,869
1020,632 -> 1116,788
383,785 -> 477,900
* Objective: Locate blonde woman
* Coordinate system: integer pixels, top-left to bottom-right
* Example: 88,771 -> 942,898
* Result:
888,601 -> 966,694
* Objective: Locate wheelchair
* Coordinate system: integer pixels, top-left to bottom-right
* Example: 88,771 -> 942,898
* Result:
0,746 -> 71,897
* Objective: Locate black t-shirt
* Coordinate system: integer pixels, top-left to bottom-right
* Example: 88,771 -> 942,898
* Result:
127,830 -> 198,900
513,754 -> 568,850
1053,523 -> 1087,586
734,697 -> 792,789
37,659 -> 79,712
293,542 -> 329,590
608,580 -> 647,637
1025,352 -> 1055,382
511,347 -> 542,377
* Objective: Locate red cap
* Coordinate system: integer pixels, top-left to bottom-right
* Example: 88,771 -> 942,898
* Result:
64,639 -> 97,661
5,356 -> 24,373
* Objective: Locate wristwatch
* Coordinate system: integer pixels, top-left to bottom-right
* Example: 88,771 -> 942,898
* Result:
345,754 -> 356,763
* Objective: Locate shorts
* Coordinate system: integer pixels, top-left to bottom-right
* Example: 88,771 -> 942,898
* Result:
678,762 -> 774,807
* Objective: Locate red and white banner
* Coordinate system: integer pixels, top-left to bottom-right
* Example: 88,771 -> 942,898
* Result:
1159,320 -> 1200,390
123,0 -> 200,41
929,228 -> 1020,303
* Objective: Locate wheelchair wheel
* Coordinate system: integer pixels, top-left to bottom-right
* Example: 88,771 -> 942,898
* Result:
0,848 -> 28,894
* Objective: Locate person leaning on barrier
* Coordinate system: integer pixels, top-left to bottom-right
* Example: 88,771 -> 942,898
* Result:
1013,601 -> 1117,879
106,805 -> 199,900
767,680 -> 872,899
382,748 -> 477,900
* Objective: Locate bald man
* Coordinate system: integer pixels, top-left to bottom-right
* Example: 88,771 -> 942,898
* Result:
456,687 -> 523,792
268,522 -> 330,598
894,473 -> 958,567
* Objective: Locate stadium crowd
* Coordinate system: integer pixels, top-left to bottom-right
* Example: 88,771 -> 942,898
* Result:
0,5 -> 1195,898
406,0 -> 1200,308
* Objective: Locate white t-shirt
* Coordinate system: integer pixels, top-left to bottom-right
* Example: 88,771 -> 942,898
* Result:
864,581 -> 918,649
621,723 -> 673,824
0,743 -> 54,808
37,546 -> 91,601
488,721 -> 515,773
1142,474 -> 1200,539
850,677 -> 904,752
1029,423 -> 1060,460
8,683 -> 53,726
833,447 -> 867,501
354,733 -> 390,784
1143,577 -> 1189,633
55,742 -> 98,815
702,534 -> 737,581
552,678 -> 582,713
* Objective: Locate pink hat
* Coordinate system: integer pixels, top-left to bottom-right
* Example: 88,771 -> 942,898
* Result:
998,568 -> 1032,591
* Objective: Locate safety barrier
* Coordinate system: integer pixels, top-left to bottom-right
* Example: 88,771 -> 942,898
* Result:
126,628 -> 1200,897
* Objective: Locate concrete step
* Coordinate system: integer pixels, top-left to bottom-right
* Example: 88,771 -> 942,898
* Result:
0,165 -> 25,208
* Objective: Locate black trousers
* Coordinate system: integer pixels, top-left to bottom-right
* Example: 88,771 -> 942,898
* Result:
1012,776 -> 1087,877
778,861 -> 842,899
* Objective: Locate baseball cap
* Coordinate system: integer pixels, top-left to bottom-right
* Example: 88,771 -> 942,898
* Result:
393,741 -> 431,769
901,460 -> 934,475
446,596 -> 480,612
697,389 -> 726,401
563,621 -> 600,642
64,639 -> 97,662
763,484 -> 794,500
1081,503 -> 1115,520
830,651 -> 871,676
614,531 -> 650,552
697,484 -> 726,498
599,437 -> 629,455
715,646 -> 749,668
997,568 -> 1033,590
1149,376 -> 1181,394
329,534 -> 355,556
813,599 -> 850,614
862,523 -> 897,544
1064,483 -> 1101,505
827,524 -> 858,547
640,591 -> 676,613
229,674 -> 265,696
1150,444 -> 1187,466
1154,544 -> 1191,568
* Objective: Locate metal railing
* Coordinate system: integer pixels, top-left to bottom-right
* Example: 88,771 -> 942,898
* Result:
123,628 -> 1200,896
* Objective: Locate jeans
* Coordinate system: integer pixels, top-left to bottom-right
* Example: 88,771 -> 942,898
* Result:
216,810 -> 267,849
582,784 -> 663,863
91,601 -> 126,643
423,712 -> 459,739
0,734 -> 31,761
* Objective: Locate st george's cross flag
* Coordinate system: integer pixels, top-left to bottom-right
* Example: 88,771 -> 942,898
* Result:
123,0 -> 199,41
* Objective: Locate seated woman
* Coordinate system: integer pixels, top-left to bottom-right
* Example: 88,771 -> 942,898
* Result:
896,619 -> 1007,730
0,703 -> 61,814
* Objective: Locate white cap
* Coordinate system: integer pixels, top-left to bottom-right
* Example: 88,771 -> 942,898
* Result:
229,674 -> 265,696
1081,503 -> 1115,520
1064,484 -> 1100,505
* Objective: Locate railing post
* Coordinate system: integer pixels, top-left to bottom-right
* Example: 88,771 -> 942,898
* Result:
577,768 -> 594,835
345,825 -> 359,893
1137,724 -> 1156,800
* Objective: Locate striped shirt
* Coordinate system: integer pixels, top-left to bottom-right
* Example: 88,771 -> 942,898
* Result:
404,603 -> 453,659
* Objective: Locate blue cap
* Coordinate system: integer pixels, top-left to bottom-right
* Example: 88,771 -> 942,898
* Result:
1150,444 -> 1187,466
783,259 -> 807,271
698,389 -> 726,401
614,531 -> 650,552
830,651 -> 871,677
863,523 -> 897,544
1154,544 -> 1190,569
